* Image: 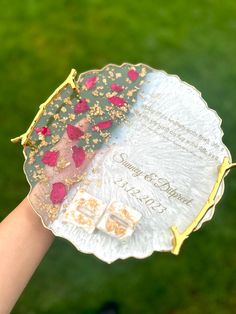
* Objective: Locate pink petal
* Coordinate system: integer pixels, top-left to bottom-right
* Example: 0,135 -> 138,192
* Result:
35,127 -> 43,134
110,83 -> 123,92
42,150 -> 59,167
35,127 -> 51,136
92,119 -> 113,131
72,146 -> 86,168
66,124 -> 84,140
84,76 -> 97,89
74,99 -> 90,113
41,127 -> 51,136
107,96 -> 126,107
50,182 -> 67,204
128,69 -> 139,81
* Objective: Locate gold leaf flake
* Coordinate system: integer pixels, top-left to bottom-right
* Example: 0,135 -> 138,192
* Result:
63,97 -> 72,105
69,113 -> 76,120
61,107 -> 67,112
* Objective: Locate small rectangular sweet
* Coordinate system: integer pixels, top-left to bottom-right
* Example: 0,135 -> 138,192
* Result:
96,201 -> 142,239
62,189 -> 107,233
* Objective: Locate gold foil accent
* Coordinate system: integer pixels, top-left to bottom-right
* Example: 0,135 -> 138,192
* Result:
11,69 -> 79,146
171,157 -> 236,255
96,201 -> 142,239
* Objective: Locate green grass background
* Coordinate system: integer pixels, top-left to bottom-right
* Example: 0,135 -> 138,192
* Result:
0,0 -> 236,313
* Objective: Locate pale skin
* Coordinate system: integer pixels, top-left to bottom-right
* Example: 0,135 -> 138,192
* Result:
0,197 -> 55,314
0,117 -> 96,313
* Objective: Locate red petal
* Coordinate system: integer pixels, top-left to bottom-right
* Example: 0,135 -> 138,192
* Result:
128,69 -> 139,81
84,76 -> 97,89
110,83 -> 123,92
35,127 -> 43,133
72,146 -> 86,168
42,151 -> 59,167
107,96 -> 126,107
66,124 -> 84,140
92,119 -> 113,131
41,127 -> 51,136
50,182 -> 67,204
35,127 -> 51,136
74,99 -> 90,113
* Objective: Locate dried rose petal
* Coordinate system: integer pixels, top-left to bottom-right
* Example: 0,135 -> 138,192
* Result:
92,119 -> 113,131
84,76 -> 97,89
128,69 -> 139,81
110,83 -> 123,92
50,182 -> 67,204
74,99 -> 90,113
107,96 -> 126,107
42,150 -> 59,167
35,127 -> 51,136
72,146 -> 86,168
66,124 -> 84,140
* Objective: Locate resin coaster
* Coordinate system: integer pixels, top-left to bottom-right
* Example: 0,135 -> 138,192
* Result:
11,63 -> 235,263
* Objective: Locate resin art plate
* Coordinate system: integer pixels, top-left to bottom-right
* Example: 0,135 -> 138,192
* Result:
12,63 -> 236,263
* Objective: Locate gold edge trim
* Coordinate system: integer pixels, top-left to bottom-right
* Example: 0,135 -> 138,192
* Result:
171,157 -> 235,255
11,68 -> 79,146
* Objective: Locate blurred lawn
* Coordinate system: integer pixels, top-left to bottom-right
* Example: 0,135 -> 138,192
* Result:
0,0 -> 236,313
